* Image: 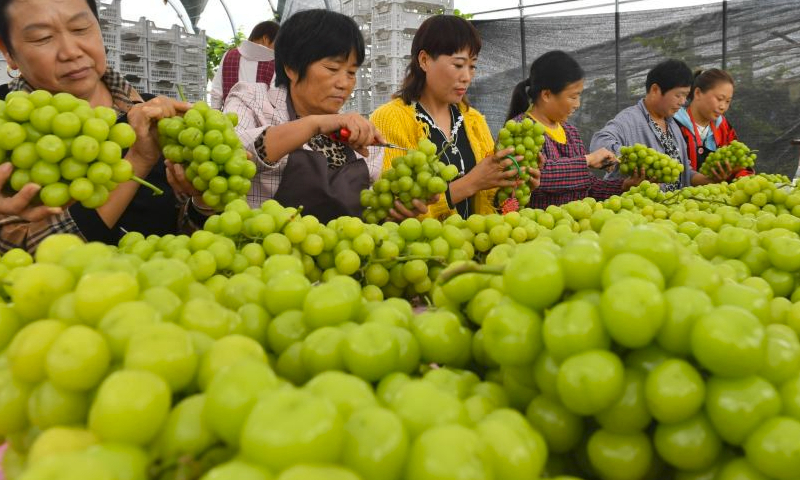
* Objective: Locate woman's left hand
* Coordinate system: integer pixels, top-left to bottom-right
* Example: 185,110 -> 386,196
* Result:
127,97 -> 191,175
165,160 -> 210,212
387,195 -> 441,221
708,160 -> 738,183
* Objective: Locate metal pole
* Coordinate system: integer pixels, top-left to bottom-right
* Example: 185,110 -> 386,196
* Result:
721,0 -> 728,69
219,0 -> 238,39
164,0 -> 195,33
615,0 -> 621,112
519,0 -> 527,80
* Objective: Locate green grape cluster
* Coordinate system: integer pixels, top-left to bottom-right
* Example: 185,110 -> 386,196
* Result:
494,117 -> 546,207
700,140 -> 757,176
361,138 -> 458,224
0,90 -> 139,208
619,144 -> 684,184
159,102 -> 256,211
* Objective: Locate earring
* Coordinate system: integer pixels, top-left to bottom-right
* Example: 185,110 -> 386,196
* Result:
6,65 -> 20,79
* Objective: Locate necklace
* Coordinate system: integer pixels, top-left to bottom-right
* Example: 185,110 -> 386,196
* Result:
414,102 -> 470,218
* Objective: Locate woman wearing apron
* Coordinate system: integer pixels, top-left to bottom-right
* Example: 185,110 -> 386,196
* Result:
223,9 -> 385,223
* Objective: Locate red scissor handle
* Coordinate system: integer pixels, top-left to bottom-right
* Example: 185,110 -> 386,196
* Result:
330,128 -> 351,142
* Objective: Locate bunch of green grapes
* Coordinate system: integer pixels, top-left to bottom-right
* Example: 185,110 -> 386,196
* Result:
619,144 -> 684,184
0,90 -> 141,208
700,140 -> 756,176
361,138 -> 458,224
159,102 -> 256,211
494,117 -> 545,207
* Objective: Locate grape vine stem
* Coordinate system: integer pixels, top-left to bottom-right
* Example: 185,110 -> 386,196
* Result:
436,262 -> 505,284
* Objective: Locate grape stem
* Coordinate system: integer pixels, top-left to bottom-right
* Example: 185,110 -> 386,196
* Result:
368,255 -> 448,266
131,176 -> 164,195
436,262 -> 505,284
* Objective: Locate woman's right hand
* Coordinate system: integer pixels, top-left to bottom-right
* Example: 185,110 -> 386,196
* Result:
0,163 -> 62,221
622,166 -> 648,191
127,97 -> 191,176
315,113 -> 385,156
464,147 -> 522,192
586,148 -> 618,170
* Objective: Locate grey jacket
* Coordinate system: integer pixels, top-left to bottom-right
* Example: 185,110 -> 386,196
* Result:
590,99 -> 696,188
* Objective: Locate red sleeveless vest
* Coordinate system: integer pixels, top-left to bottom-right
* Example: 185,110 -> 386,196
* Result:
220,48 -> 275,106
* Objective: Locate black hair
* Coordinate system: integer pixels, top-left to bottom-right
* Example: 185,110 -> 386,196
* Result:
0,0 -> 99,54
646,59 -> 693,95
273,9 -> 365,88
687,68 -> 735,102
249,20 -> 280,43
506,50 -> 584,121
396,15 -> 482,106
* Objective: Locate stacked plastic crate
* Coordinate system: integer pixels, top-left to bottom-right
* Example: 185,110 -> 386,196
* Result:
342,0 -> 373,115
98,0 -> 122,73
119,17 -> 149,95
369,0 -> 453,112
146,22 -> 181,99
0,58 -> 10,85
177,29 -> 208,103
96,0 -> 207,101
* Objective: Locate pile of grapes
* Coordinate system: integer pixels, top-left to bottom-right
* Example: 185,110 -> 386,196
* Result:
699,139 -> 757,177
3,171 -> 800,480
0,90 -> 143,208
619,144 -> 684,184
159,102 -> 256,211
494,118 -> 545,208
361,138 -> 458,224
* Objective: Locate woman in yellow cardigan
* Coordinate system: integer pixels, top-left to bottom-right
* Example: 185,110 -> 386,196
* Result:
371,15 -> 540,221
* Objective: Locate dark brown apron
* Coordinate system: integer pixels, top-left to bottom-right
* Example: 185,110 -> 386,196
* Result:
273,97 -> 370,223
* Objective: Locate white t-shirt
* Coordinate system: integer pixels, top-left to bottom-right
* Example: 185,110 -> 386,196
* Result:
209,40 -> 274,109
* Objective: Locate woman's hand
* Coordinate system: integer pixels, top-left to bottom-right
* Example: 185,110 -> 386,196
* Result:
127,97 -> 192,176
468,147 -> 523,191
621,166 -> 648,191
0,163 -> 62,221
387,195 -> 441,221
707,160 -> 738,183
315,113 -> 385,157
165,161 -> 211,213
586,148 -> 618,170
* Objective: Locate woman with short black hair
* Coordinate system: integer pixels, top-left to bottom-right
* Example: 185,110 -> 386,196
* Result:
0,0 -> 197,252
371,15 -> 540,220
224,9 -> 386,223
506,51 -> 645,208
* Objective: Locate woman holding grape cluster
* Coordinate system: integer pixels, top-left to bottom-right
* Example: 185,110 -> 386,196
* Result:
674,68 -> 750,179
371,15 -> 541,221
0,0 -> 200,252
506,50 -> 647,208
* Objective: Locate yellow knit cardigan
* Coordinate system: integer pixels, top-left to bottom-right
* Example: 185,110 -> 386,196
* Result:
370,98 -> 498,220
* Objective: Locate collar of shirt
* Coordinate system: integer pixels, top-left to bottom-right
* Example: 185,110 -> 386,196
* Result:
239,40 -> 275,61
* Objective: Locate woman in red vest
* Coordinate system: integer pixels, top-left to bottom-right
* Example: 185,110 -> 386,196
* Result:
675,68 -> 749,179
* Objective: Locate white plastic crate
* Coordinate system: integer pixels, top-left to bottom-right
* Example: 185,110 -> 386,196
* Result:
371,57 -> 408,86
147,22 -> 181,44
371,30 -> 414,58
371,83 -> 400,111
148,41 -> 179,63
149,81 -> 179,99
120,38 -> 146,59
177,30 -> 206,67
0,57 -> 10,84
371,2 -> 437,32
341,0 -> 372,18
121,18 -> 147,41
100,20 -> 121,52
343,89 -> 371,114
356,67 -> 371,89
105,47 -> 121,73
181,84 -> 206,103
148,61 -> 178,84
125,76 -> 148,94
119,56 -> 147,79
178,64 -> 206,86
98,0 -> 121,24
